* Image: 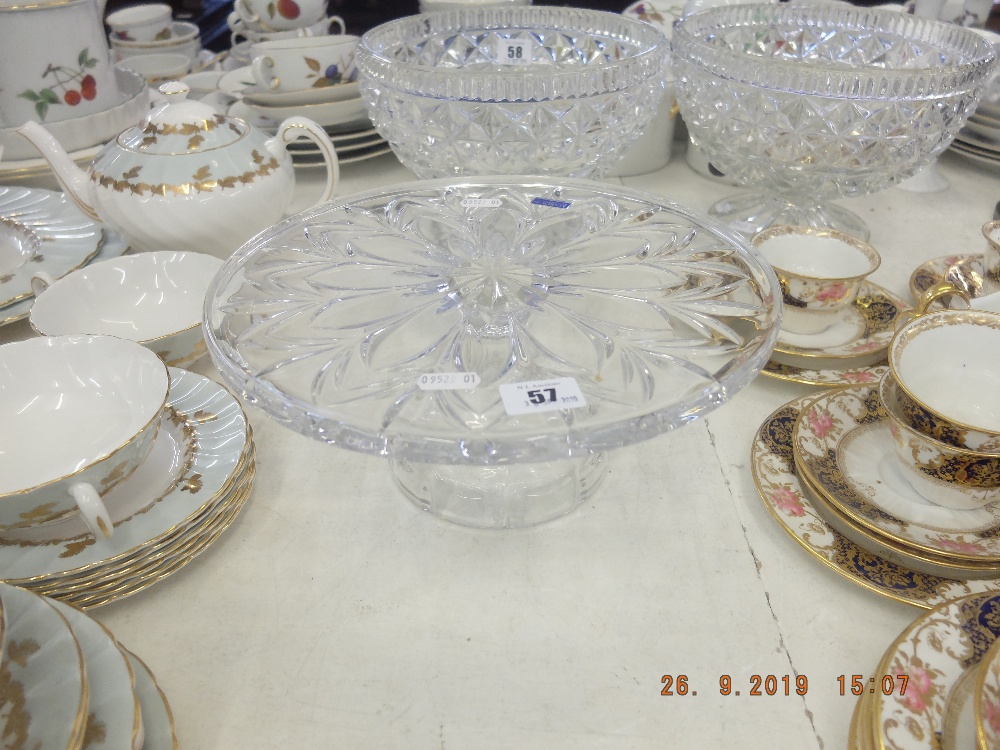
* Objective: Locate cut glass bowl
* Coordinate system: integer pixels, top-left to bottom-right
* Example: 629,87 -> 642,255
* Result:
205,178 -> 780,528
671,4 -> 997,238
356,7 -> 669,179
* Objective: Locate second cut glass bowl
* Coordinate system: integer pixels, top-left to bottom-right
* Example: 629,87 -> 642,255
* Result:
356,7 -> 669,179
672,4 -> 997,239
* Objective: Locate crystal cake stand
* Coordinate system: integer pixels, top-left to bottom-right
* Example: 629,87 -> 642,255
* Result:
205,178 -> 780,528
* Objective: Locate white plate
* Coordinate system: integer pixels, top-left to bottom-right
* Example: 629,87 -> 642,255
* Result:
0,187 -> 103,307
228,95 -> 368,129
0,582 -> 88,750
295,142 -> 393,168
48,598 -> 143,750
0,367 -> 249,581
122,648 -> 178,750
247,80 -> 361,106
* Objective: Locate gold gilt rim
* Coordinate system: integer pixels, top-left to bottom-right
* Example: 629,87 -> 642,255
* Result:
760,359 -> 887,388
0,0 -> 82,10
752,224 -> 881,283
791,388 -> 1000,564
906,253 -> 981,305
94,619 -> 143,750
750,395 -> 935,610
871,590 -> 1000,750
974,635 -> 1000,750
0,352 -> 170,500
888,309 -> 1000,438
42,598 -> 90,750
31,316 -> 202,345
0,224 -> 104,310
120,647 -> 179,750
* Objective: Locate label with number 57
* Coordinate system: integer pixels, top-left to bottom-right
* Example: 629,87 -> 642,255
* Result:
498,377 -> 586,415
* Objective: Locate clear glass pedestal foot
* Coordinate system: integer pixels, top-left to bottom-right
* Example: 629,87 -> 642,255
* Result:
709,192 -> 870,241
391,453 -> 608,529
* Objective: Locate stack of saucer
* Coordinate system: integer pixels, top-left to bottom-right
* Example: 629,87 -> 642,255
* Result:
0,366 -> 255,609
847,590 -> 1000,750
0,186 -> 130,329
751,225 -> 911,388
0,582 -> 178,749
106,4 -> 202,84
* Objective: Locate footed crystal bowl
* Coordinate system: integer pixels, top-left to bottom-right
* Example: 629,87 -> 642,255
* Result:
356,8 -> 669,179
205,178 -> 780,528
672,4 -> 997,238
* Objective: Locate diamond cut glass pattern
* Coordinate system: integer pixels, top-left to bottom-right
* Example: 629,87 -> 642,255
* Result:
356,8 -> 669,178
205,179 -> 780,466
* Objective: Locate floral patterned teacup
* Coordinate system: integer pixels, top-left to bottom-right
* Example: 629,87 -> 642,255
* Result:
106,3 -> 174,43
250,34 -> 359,95
880,371 -> 1000,510
752,225 -> 880,335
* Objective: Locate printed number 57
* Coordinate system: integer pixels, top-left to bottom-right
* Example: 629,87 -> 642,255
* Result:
527,388 -> 556,405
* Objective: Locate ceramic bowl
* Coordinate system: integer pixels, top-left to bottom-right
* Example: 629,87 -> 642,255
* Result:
888,309 -> 1000,452
110,19 -> 198,49
110,21 -> 201,66
106,3 -> 173,43
29,251 -> 223,367
0,335 -> 169,537
115,53 -> 192,86
881,371 -> 1000,510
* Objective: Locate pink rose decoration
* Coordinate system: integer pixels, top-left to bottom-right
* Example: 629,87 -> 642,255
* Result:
901,666 -> 932,713
816,282 -> 849,302
848,340 -> 883,353
807,409 -> 834,439
935,538 -> 986,554
771,487 -> 805,517
842,370 -> 876,383
986,697 -> 1000,734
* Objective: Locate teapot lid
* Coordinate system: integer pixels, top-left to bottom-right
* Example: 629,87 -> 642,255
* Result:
116,81 -> 249,155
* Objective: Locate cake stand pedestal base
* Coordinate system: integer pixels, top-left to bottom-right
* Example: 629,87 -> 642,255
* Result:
709,192 -> 870,241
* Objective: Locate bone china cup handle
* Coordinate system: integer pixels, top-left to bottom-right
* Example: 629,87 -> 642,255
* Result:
30,271 -> 55,298
251,55 -> 279,90
68,482 -> 114,540
277,117 -> 340,207
895,279 -> 972,329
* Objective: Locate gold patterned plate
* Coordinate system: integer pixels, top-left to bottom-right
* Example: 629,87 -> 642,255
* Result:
975,636 -> 1000,750
0,368 -> 249,584
773,281 -> 909,360
874,591 -> 1000,750
751,396 -> 998,608
0,582 -> 89,750
793,384 -> 1000,563
909,254 -> 988,312
761,359 -> 888,388
120,647 -> 178,750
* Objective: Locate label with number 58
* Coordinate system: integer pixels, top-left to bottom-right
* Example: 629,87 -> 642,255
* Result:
496,38 -> 533,64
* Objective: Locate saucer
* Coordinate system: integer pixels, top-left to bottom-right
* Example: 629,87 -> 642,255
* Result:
48,598 -> 143,750
0,186 -> 103,308
793,384 -> 1000,563
976,638 -> 1000,750
228,95 -> 368,130
909,253 -> 988,310
0,367 -> 250,584
751,395 -> 999,608
773,281 -> 909,360
874,591 -> 1000,750
761,359 -> 888,388
122,647 -> 178,750
244,78 -> 361,107
0,583 -> 88,750
0,230 -> 130,328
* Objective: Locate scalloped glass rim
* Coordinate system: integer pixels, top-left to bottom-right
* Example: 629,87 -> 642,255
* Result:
672,3 -> 997,99
204,177 -> 781,466
356,7 -> 669,102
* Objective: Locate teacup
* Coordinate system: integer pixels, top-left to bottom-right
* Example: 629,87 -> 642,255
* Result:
29,251 -> 224,368
980,220 -> 1000,297
235,0 -> 335,32
251,34 -> 358,93
880,371 -> 1000,510
115,52 -> 191,85
888,308 -> 1000,453
106,3 -> 173,43
0,335 -> 169,539
228,12 -> 344,46
752,225 -> 881,335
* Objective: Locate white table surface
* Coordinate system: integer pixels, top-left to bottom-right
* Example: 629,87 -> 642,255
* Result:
3,141 -> 998,749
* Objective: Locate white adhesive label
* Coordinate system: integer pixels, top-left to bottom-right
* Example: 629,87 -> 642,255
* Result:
418,372 -> 480,391
498,377 -> 587,415
496,38 -> 534,64
460,198 -> 502,208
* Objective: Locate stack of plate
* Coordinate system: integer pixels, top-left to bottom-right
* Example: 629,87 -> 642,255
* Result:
0,581 -> 178,749
0,186 -> 130,329
951,100 -> 1000,168
0,366 -> 255,610
760,281 -> 911,388
847,590 -> 1000,750
218,66 -> 392,166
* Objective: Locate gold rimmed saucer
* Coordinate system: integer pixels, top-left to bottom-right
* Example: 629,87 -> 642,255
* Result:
793,384 -> 1000,564
909,253 -> 988,311
975,637 -> 1000,750
761,359 -> 888,388
750,395 -> 998,608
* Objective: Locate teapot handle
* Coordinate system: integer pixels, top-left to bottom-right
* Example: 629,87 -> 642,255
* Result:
275,117 -> 339,208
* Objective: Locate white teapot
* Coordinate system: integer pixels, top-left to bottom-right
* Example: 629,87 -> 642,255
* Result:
17,81 -> 339,259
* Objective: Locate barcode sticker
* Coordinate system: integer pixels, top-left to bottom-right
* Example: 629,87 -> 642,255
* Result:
461,198 -> 502,208
418,372 -> 480,391
531,197 -> 572,209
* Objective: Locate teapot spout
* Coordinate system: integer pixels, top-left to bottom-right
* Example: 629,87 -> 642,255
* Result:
16,121 -> 101,223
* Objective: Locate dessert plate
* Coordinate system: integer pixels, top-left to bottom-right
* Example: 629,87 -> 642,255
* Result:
976,637 -> 1000,750
0,186 -> 103,307
228,95 -> 368,130
122,648 -> 179,750
0,367 -> 250,582
772,281 -> 908,360
793,384 -> 1000,562
48,598 -> 143,750
0,229 -> 130,328
0,582 -> 88,750
294,141 -> 392,168
874,591 -> 1000,750
761,359 -> 887,388
751,395 -> 998,608
909,253 -> 988,310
